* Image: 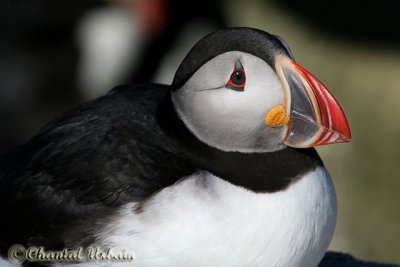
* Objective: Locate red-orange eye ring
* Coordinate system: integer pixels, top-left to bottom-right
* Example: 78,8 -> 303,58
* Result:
226,60 -> 246,91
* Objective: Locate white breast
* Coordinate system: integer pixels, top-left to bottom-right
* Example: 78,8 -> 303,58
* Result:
0,257 -> 20,267
60,166 -> 337,267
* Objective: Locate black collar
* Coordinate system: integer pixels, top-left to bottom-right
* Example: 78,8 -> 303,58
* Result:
157,93 -> 323,193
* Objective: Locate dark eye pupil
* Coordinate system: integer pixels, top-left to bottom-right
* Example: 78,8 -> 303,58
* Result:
231,71 -> 245,85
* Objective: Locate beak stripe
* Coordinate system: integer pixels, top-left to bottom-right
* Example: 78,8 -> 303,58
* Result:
278,53 -> 351,148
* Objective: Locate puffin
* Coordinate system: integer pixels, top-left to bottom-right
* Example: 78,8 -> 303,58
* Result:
0,27 -> 351,267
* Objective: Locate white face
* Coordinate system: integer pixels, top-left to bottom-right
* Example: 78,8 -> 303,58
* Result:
171,51 -> 287,153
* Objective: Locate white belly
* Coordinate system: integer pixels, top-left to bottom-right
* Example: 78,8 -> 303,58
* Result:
61,166 -> 337,267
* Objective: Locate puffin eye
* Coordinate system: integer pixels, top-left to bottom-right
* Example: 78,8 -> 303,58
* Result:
226,60 -> 246,91
231,71 -> 245,84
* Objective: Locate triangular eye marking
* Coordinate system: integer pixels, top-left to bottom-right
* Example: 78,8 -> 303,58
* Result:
226,60 -> 246,91
235,60 -> 244,71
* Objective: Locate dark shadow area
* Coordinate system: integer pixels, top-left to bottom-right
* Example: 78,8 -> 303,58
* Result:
320,252 -> 399,267
0,0 -> 103,153
0,0 -> 225,153
130,0 -> 225,83
274,0 -> 400,45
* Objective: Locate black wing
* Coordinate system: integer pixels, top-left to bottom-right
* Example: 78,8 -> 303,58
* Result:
0,84 -> 195,255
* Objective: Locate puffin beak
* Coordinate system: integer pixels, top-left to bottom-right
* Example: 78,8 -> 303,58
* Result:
275,54 -> 351,148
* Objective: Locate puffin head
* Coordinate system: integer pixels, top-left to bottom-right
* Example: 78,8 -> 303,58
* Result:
171,27 -> 350,153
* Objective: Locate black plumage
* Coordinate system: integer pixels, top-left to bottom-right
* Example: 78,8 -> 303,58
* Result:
0,84 -> 194,256
172,28 -> 286,89
0,84 -> 321,257
0,28 -> 324,261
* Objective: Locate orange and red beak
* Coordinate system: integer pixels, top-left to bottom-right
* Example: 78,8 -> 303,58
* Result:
276,55 -> 351,148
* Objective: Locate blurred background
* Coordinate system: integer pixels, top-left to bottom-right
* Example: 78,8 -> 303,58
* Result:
1,0 -> 399,263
